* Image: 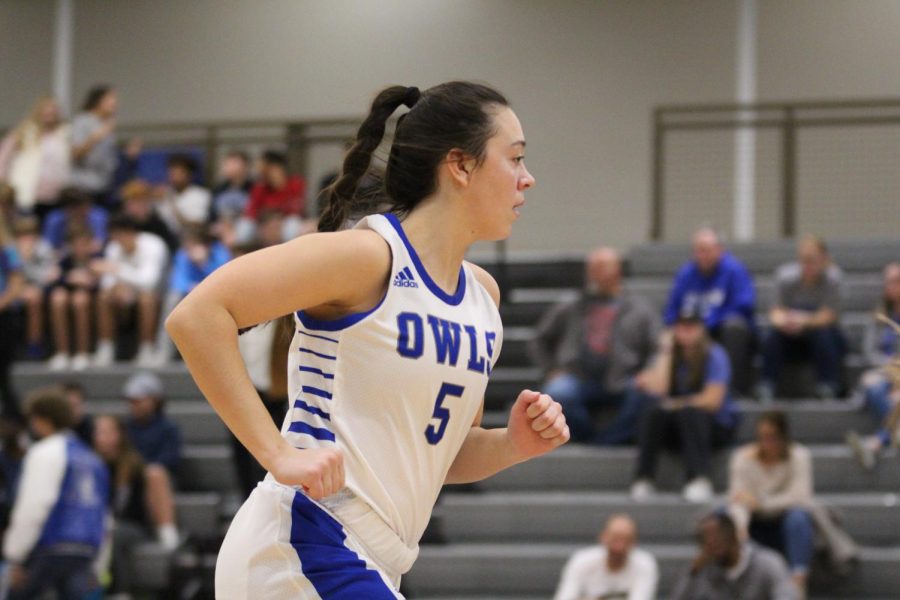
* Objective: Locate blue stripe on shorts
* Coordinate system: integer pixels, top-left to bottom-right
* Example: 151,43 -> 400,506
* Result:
289,492 -> 397,599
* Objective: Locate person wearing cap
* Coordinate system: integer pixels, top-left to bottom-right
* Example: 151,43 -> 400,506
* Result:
663,227 -> 756,396
553,513 -> 659,600
122,371 -> 181,550
3,386 -> 108,599
630,308 -> 739,503
91,213 -> 168,367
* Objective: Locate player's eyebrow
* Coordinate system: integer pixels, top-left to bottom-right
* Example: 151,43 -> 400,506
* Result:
511,140 -> 526,148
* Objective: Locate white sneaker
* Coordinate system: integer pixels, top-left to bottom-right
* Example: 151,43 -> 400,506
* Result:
630,479 -> 656,502
71,353 -> 91,371
683,477 -> 714,503
93,340 -> 115,367
158,524 -> 180,552
134,343 -> 157,368
48,353 -> 70,371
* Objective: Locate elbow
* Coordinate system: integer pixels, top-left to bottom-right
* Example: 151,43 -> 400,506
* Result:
164,301 -> 190,342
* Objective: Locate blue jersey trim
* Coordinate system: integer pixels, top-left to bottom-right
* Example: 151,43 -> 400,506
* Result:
298,365 -> 335,380
293,399 -> 331,421
297,330 -> 340,344
301,385 -> 333,400
383,213 -> 466,306
298,347 -> 337,361
296,289 -> 387,332
289,492 -> 399,598
288,421 -> 336,441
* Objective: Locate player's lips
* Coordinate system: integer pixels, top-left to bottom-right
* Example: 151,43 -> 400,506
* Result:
513,200 -> 525,215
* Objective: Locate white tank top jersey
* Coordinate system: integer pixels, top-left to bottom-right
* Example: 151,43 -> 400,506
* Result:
282,212 -> 503,554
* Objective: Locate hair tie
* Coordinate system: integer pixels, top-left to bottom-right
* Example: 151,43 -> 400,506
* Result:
403,86 -> 421,108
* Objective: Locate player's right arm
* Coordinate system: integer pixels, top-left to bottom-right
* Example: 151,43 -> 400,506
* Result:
166,229 -> 391,499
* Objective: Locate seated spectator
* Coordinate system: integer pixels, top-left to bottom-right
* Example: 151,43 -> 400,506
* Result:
2,386 -> 108,600
121,372 -> 181,550
0,96 -> 70,222
42,186 -> 108,252
12,217 -> 58,359
553,513 -> 658,600
157,154 -> 211,235
0,416 -> 26,534
664,227 -> 756,395
530,247 -> 660,445
62,381 -> 94,445
120,179 -> 179,252
0,214 -> 24,419
847,281 -> 900,468
729,411 -> 815,596
238,150 -> 306,243
669,512 -> 797,600
154,225 -> 231,365
69,84 -> 120,205
47,224 -> 102,371
630,309 -> 739,503
211,150 -> 253,223
91,214 -> 168,367
758,236 -> 845,400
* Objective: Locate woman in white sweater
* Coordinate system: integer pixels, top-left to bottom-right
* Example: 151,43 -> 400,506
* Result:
728,411 -> 814,597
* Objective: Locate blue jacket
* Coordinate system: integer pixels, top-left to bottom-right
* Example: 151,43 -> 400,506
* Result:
127,414 -> 182,472
664,252 -> 756,329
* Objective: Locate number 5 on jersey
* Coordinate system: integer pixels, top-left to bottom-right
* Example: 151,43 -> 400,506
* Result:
426,382 -> 465,445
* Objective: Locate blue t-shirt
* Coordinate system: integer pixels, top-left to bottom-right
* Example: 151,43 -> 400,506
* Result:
673,343 -> 738,428
664,252 -> 756,330
168,242 -> 231,295
0,245 -> 23,294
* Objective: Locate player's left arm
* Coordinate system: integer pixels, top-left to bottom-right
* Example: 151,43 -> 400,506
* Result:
445,264 -> 569,485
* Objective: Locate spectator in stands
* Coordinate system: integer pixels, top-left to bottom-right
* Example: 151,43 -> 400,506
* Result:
729,411 -> 815,596
120,179 -> 179,252
847,271 -> 900,468
121,372 -> 181,550
0,416 -> 26,535
2,386 -> 108,600
154,225 -> 231,366
0,97 -> 70,222
553,513 -> 658,600
91,214 -> 168,367
240,150 -> 306,242
42,186 -> 108,252
630,309 -> 739,503
669,512 -> 797,600
62,381 -> 94,446
47,224 -> 102,371
530,247 -> 660,445
0,212 -> 23,419
664,227 -> 756,395
12,217 -> 57,359
758,236 -> 845,400
157,154 -> 211,235
212,150 -> 253,222
70,84 -> 120,204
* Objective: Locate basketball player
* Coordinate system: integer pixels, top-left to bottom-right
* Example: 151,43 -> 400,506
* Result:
166,82 -> 570,598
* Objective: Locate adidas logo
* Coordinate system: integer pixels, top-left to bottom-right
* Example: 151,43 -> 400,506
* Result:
393,266 -> 419,288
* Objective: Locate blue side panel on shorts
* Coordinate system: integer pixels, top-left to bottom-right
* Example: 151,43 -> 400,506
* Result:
289,492 -> 397,599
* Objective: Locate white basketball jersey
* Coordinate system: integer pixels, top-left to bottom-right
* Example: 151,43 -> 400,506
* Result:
283,213 -> 503,552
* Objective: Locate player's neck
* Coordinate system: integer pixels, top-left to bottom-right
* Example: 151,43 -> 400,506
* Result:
401,199 -> 472,293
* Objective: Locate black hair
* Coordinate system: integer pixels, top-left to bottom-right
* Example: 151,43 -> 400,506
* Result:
108,213 -> 139,233
26,386 -> 73,431
81,84 -> 114,112
60,187 -> 94,208
701,511 -> 738,543
261,150 -> 288,168
167,153 -> 199,175
318,81 -> 508,232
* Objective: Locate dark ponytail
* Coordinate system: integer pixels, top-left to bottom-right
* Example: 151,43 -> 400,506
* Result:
319,81 -> 508,232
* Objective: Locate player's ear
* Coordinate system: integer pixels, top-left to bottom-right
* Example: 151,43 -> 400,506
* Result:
445,149 -> 475,188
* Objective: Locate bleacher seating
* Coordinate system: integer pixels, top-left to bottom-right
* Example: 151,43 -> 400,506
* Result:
10,237 -> 900,598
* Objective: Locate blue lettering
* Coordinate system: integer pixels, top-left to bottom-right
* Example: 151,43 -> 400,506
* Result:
484,331 -> 497,375
428,315 -> 462,366
397,312 -> 424,358
464,325 -> 486,374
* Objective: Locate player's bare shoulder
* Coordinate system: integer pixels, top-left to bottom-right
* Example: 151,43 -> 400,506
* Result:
465,261 -> 501,308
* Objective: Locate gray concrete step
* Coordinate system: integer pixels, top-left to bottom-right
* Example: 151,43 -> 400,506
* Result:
11,363 -> 200,399
434,491 -> 900,546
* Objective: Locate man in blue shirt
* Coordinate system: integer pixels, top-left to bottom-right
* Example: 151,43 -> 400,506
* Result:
663,228 -> 756,395
3,386 -> 108,599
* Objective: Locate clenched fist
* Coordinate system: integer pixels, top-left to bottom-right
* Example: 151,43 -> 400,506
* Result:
269,446 -> 345,500
506,389 -> 570,461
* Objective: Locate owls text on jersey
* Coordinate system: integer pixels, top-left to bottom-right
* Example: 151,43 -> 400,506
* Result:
282,212 -> 503,559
